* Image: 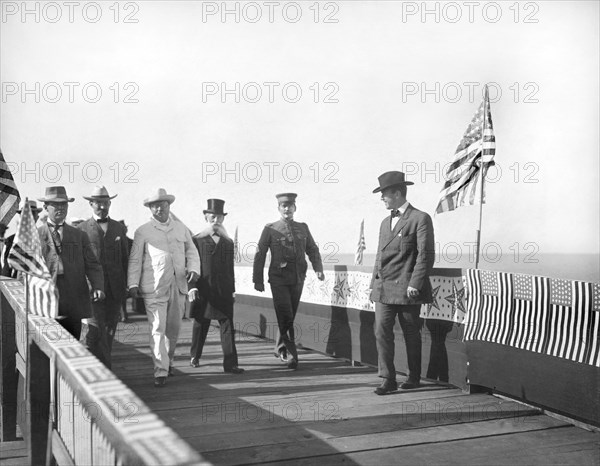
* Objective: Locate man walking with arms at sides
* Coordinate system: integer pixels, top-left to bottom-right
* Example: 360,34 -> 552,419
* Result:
370,171 -> 435,394
78,186 -> 129,368
253,193 -> 324,370
37,186 -> 105,339
127,188 -> 200,388
188,199 -> 244,374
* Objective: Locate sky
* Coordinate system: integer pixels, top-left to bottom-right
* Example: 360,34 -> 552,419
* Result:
1,1 -> 598,278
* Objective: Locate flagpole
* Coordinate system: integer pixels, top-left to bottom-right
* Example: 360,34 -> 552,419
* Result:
475,85 -> 489,269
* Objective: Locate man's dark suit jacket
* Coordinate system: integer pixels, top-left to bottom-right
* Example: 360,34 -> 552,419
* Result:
370,204 -> 435,305
38,223 -> 104,319
78,218 -> 129,303
190,232 -> 235,319
253,219 -> 323,286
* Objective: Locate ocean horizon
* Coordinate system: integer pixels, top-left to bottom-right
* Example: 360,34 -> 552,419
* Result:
240,253 -> 599,284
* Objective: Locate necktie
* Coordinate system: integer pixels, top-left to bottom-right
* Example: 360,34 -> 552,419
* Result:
50,224 -> 62,254
96,218 -> 109,224
391,209 -> 401,218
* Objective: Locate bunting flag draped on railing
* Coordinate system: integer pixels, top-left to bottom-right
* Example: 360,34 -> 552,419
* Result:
464,269 -> 600,367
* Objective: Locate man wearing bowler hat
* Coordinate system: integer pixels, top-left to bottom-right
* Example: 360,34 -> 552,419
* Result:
127,188 -> 200,387
253,193 -> 324,369
78,186 -> 129,367
1,200 -> 43,278
370,171 -> 435,394
37,186 -> 105,340
188,199 -> 244,374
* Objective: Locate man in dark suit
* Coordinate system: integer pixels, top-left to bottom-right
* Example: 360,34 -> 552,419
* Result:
78,186 -> 129,367
253,193 -> 324,370
188,199 -> 243,374
38,186 -> 105,340
370,171 -> 435,394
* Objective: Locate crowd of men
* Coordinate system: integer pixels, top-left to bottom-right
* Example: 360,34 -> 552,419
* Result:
0,171 -> 438,394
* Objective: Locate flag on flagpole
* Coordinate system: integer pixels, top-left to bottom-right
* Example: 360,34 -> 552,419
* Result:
436,85 -> 496,214
0,149 -> 21,227
7,200 -> 58,318
234,226 -> 241,263
354,219 -> 366,265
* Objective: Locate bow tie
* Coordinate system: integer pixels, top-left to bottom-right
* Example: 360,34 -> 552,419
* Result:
391,209 -> 401,218
96,218 -> 109,224
49,223 -> 63,230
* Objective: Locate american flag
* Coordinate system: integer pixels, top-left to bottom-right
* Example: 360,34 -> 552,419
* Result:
436,85 -> 496,214
234,226 -> 241,263
7,200 -> 58,318
0,149 -> 21,227
354,219 -> 366,266
464,269 -> 600,367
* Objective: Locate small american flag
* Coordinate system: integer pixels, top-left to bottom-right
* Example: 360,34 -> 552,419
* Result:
7,200 -> 58,318
436,85 -> 496,214
0,149 -> 21,226
354,219 -> 366,266
234,226 -> 241,263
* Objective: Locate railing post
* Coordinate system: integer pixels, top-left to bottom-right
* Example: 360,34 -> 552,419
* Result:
27,340 -> 50,465
0,290 -> 18,441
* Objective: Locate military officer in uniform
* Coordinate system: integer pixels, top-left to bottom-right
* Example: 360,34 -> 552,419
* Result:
253,193 -> 324,369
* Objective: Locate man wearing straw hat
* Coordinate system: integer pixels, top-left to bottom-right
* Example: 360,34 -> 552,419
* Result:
78,186 -> 129,367
37,186 -> 105,340
127,188 -> 200,388
253,193 -> 324,370
188,199 -> 244,374
370,171 -> 435,395
1,200 -> 43,278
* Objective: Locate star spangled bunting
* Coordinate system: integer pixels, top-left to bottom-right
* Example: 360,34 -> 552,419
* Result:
436,85 -> 496,214
0,150 -> 21,226
354,219 -> 366,266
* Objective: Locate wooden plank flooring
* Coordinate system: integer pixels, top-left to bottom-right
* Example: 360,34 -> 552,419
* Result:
109,310 -> 599,466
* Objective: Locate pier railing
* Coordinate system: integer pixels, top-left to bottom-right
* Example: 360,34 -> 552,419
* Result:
0,278 -> 207,466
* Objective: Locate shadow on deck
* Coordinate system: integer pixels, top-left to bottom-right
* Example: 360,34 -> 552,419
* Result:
109,311 -> 599,466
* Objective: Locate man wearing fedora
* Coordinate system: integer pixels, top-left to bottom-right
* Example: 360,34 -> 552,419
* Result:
253,193 -> 324,370
127,188 -> 200,387
78,186 -> 129,367
1,200 -> 43,278
370,171 -> 435,394
37,186 -> 105,340
188,199 -> 244,374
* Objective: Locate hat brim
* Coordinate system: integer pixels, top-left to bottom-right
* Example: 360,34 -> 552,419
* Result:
203,210 -> 227,216
372,181 -> 414,193
143,195 -> 175,207
83,194 -> 118,201
38,197 -> 75,203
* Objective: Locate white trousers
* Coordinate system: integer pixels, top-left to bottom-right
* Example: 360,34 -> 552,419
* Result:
144,281 -> 185,378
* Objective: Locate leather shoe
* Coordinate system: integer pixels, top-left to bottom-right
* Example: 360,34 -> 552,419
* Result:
224,366 -> 245,374
278,351 -> 288,363
400,380 -> 421,390
190,358 -> 200,368
287,358 -> 298,370
154,376 -> 167,388
374,379 -> 398,395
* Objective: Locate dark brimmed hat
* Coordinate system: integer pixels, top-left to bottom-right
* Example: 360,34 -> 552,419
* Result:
17,200 -> 43,213
276,193 -> 297,204
83,185 -> 117,201
38,186 -> 75,203
143,188 -> 176,207
372,171 -> 414,193
203,199 -> 227,216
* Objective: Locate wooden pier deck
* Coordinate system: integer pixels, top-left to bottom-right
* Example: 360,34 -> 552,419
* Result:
106,310 -> 599,466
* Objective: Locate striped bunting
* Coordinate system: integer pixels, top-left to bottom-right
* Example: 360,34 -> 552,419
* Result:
0,149 -> 20,226
436,84 -> 496,214
464,269 -> 599,367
